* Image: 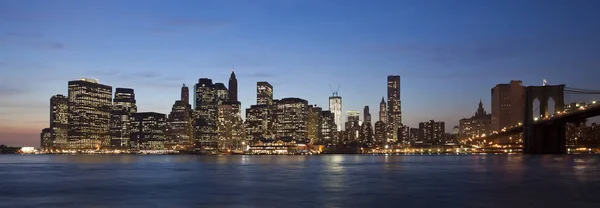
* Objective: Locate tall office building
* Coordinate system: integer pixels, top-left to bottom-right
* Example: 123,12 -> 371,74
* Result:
329,94 -> 342,131
50,94 -> 68,149
361,106 -> 373,145
274,98 -> 308,140
228,70 -> 238,103
214,83 -> 229,104
387,75 -> 402,142
374,121 -> 386,145
166,85 -> 194,150
379,97 -> 387,123
68,78 -> 112,149
245,104 -> 272,140
320,110 -> 336,145
40,128 -> 53,150
459,100 -> 492,139
418,120 -> 445,144
218,102 -> 245,150
194,78 -> 218,149
345,110 -> 360,143
257,81 -> 273,105
130,112 -> 167,150
109,88 -> 137,149
181,84 -> 189,105
307,105 -> 322,144
491,80 -> 524,132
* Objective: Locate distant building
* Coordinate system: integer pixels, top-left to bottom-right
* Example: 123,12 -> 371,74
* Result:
319,110 -> 336,145
194,78 -> 218,149
214,82 -> 229,104
130,112 -> 167,150
345,110 -> 360,143
418,120 -> 445,144
491,80 -> 524,132
109,88 -> 137,149
360,106 -> 373,145
166,84 -> 194,150
245,105 -> 273,140
248,138 -> 309,155
274,98 -> 308,140
329,94 -> 342,131
228,70 -> 238,103
40,128 -> 53,150
379,97 -> 387,123
50,94 -> 68,149
218,102 -> 245,150
459,100 -> 492,139
387,75 -> 402,142
257,81 -> 273,105
68,78 -> 112,149
374,121 -> 386,145
307,105 -> 322,144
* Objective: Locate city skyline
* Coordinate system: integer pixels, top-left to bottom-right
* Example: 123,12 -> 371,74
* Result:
2,0 -> 600,147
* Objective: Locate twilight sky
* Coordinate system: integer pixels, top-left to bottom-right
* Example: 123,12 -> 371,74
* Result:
1,0 -> 600,147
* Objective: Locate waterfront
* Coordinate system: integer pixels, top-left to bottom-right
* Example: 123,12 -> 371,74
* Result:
1,155 -> 599,207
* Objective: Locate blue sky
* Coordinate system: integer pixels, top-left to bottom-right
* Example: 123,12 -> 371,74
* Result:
1,0 -> 600,147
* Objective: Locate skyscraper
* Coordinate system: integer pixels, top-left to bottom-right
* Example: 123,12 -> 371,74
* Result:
109,88 -> 137,149
379,97 -> 386,123
166,85 -> 193,150
387,75 -> 402,142
491,80 -> 524,132
319,110 -> 336,145
50,94 -> 68,149
130,112 -> 167,150
307,105 -> 322,143
374,121 -> 386,145
329,94 -> 342,131
68,78 -> 112,149
245,104 -> 272,140
257,81 -> 273,105
228,70 -> 238,103
274,98 -> 308,140
217,102 -> 245,150
41,128 -> 53,150
214,82 -> 229,104
181,84 -> 189,105
194,78 -> 218,149
345,110 -> 360,143
361,106 -> 373,145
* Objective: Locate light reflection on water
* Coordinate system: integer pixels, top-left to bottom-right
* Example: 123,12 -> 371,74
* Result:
0,155 -> 599,208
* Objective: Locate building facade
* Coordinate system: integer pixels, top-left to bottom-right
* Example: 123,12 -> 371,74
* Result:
374,121 -> 386,145
228,70 -> 238,103
459,100 -> 492,139
360,106 -> 373,145
319,110 -> 336,145
68,78 -> 112,149
491,80 -> 524,132
329,95 -> 342,131
245,105 -> 273,140
418,120 -> 445,144
345,110 -> 360,143
130,112 -> 167,150
257,81 -> 273,105
379,97 -> 387,123
194,78 -> 218,149
274,98 -> 308,140
109,88 -> 137,149
307,105 -> 322,144
50,94 -> 69,149
218,102 -> 245,150
387,75 -> 402,142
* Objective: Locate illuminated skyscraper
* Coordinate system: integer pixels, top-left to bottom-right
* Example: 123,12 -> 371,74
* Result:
387,75 -> 402,142
194,78 -> 218,149
345,110 -> 360,143
379,97 -> 386,123
68,78 -> 112,149
274,98 -> 308,139
109,88 -> 137,149
50,94 -> 68,149
181,84 -> 189,105
257,81 -> 273,105
214,82 -> 229,104
218,102 -> 245,150
418,120 -> 445,144
361,106 -> 373,145
320,110 -> 336,145
329,94 -> 342,131
130,112 -> 167,150
41,128 -> 53,150
307,105 -> 322,143
374,121 -> 386,145
228,70 -> 238,103
166,85 -> 194,150
459,100 -> 491,140
245,104 -> 272,140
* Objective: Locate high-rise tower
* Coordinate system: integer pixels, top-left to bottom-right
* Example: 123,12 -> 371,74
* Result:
379,97 -> 387,123
109,88 -> 137,149
49,94 -> 68,149
387,75 -> 401,142
68,78 -> 112,149
257,81 -> 273,105
181,84 -> 189,105
228,70 -> 238,102
329,86 -> 342,131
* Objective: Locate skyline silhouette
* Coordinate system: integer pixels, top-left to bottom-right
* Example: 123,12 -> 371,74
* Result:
2,0 -> 600,147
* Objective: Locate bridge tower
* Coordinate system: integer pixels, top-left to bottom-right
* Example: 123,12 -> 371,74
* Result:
523,85 -> 566,154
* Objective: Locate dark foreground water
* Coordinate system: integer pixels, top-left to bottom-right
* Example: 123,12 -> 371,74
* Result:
1,155 -> 599,208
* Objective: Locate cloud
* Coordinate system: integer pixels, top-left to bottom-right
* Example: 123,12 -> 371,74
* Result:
45,42 -> 64,50
5,32 -> 43,38
0,87 -> 26,97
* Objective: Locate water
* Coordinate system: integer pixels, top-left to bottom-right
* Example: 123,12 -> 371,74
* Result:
1,155 -> 599,208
